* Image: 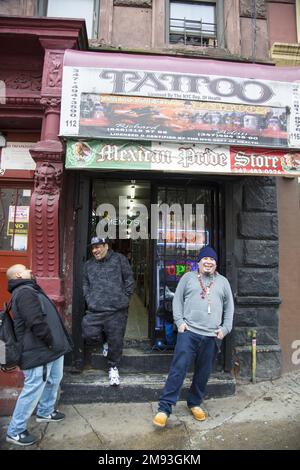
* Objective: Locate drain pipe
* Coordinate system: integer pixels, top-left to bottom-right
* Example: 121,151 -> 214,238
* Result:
251,329 -> 257,384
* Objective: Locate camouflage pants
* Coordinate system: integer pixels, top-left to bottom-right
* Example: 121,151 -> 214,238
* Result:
82,309 -> 128,368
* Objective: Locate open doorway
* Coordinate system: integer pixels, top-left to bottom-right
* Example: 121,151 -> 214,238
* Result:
91,179 -> 151,341
72,174 -> 229,372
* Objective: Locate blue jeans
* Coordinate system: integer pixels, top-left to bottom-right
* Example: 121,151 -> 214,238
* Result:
158,330 -> 217,416
7,355 -> 64,436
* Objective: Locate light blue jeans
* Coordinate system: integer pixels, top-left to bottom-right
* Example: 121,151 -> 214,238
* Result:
7,355 -> 64,436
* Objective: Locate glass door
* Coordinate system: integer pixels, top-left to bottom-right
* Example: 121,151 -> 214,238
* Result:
152,182 -> 223,348
0,186 -> 32,306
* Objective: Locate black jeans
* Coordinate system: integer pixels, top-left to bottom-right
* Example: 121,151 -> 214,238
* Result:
82,310 -> 128,368
158,330 -> 218,416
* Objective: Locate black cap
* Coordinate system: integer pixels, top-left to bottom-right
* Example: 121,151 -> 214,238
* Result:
88,236 -> 109,247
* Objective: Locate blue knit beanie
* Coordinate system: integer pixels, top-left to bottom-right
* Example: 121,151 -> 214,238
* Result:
196,246 -> 218,263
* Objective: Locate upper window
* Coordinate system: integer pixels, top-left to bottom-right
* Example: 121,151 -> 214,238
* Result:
169,1 -> 217,47
39,0 -> 99,39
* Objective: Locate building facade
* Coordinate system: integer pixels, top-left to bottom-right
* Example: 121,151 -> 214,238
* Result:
1,2 -> 300,410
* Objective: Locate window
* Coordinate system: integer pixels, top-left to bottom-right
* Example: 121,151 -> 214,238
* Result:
38,0 -> 99,39
0,188 -> 31,252
168,1 -> 221,47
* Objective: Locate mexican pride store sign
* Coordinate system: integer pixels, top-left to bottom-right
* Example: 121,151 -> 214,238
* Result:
65,140 -> 300,176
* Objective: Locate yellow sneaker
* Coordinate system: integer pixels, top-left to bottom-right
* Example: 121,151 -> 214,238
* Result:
153,412 -> 168,428
190,406 -> 206,421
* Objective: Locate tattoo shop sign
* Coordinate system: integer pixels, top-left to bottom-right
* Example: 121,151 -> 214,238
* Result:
65,140 -> 300,176
60,64 -> 300,149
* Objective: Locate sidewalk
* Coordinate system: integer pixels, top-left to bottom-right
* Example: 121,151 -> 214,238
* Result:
1,370 -> 300,450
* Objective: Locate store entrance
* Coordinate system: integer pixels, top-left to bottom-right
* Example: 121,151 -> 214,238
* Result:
91,179 -> 151,341
72,174 -> 228,370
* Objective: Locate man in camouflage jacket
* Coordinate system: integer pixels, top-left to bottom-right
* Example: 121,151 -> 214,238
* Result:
82,237 -> 134,385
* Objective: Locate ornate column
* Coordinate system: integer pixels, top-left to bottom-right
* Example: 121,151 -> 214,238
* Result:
30,48 -> 66,307
30,146 -> 63,302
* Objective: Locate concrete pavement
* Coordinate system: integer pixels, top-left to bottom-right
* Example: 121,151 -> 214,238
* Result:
1,370 -> 300,450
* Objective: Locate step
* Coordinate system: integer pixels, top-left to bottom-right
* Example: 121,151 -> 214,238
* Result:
90,348 -> 174,373
0,387 -> 22,416
60,370 -> 235,404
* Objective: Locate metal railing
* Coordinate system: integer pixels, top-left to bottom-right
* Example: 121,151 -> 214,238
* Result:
169,17 -> 217,47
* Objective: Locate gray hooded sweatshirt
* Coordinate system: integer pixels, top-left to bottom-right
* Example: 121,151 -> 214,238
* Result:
172,271 -> 234,337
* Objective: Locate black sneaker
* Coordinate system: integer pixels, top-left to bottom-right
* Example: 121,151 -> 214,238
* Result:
6,430 -> 38,446
36,410 -> 65,423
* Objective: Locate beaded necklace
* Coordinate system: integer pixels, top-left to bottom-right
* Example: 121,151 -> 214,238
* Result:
197,271 -> 216,314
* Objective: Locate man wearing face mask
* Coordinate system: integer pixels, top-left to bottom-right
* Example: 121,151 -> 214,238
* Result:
153,246 -> 234,428
5,264 -> 73,446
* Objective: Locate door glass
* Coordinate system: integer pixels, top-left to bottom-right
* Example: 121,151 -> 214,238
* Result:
0,188 -> 31,251
154,184 -> 220,347
91,179 -> 151,341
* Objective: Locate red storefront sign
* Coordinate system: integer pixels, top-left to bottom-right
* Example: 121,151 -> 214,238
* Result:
231,147 -> 300,175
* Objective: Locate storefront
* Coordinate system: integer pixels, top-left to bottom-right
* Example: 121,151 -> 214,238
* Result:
0,17 -> 87,413
60,50 -> 300,377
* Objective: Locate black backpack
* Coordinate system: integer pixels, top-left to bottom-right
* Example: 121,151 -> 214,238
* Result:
0,300 -> 21,371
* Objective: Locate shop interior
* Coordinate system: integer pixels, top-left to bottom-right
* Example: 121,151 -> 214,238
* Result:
92,179 -> 151,341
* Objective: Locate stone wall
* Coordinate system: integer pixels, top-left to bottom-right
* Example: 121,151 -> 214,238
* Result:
233,176 -> 281,379
0,0 -> 35,16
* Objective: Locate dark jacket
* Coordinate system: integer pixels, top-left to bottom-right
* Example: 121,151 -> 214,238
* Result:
83,249 -> 134,313
8,279 -> 73,370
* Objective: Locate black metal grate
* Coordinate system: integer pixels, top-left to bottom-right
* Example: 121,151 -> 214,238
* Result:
170,17 -> 217,47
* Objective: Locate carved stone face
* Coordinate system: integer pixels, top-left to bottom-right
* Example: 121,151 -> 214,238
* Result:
35,163 -> 61,195
39,165 -> 55,191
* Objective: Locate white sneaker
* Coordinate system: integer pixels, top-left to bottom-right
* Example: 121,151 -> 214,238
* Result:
108,366 -> 120,386
102,342 -> 108,357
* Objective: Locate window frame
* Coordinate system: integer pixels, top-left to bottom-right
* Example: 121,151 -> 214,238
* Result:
297,0 -> 300,43
166,0 -> 225,48
37,0 -> 100,39
0,183 -> 33,254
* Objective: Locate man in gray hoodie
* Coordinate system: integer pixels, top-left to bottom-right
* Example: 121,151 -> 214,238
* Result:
153,246 -> 234,427
82,237 -> 134,386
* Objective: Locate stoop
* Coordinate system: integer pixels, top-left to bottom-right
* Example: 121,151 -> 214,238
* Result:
60,346 -> 235,404
60,370 -> 235,404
